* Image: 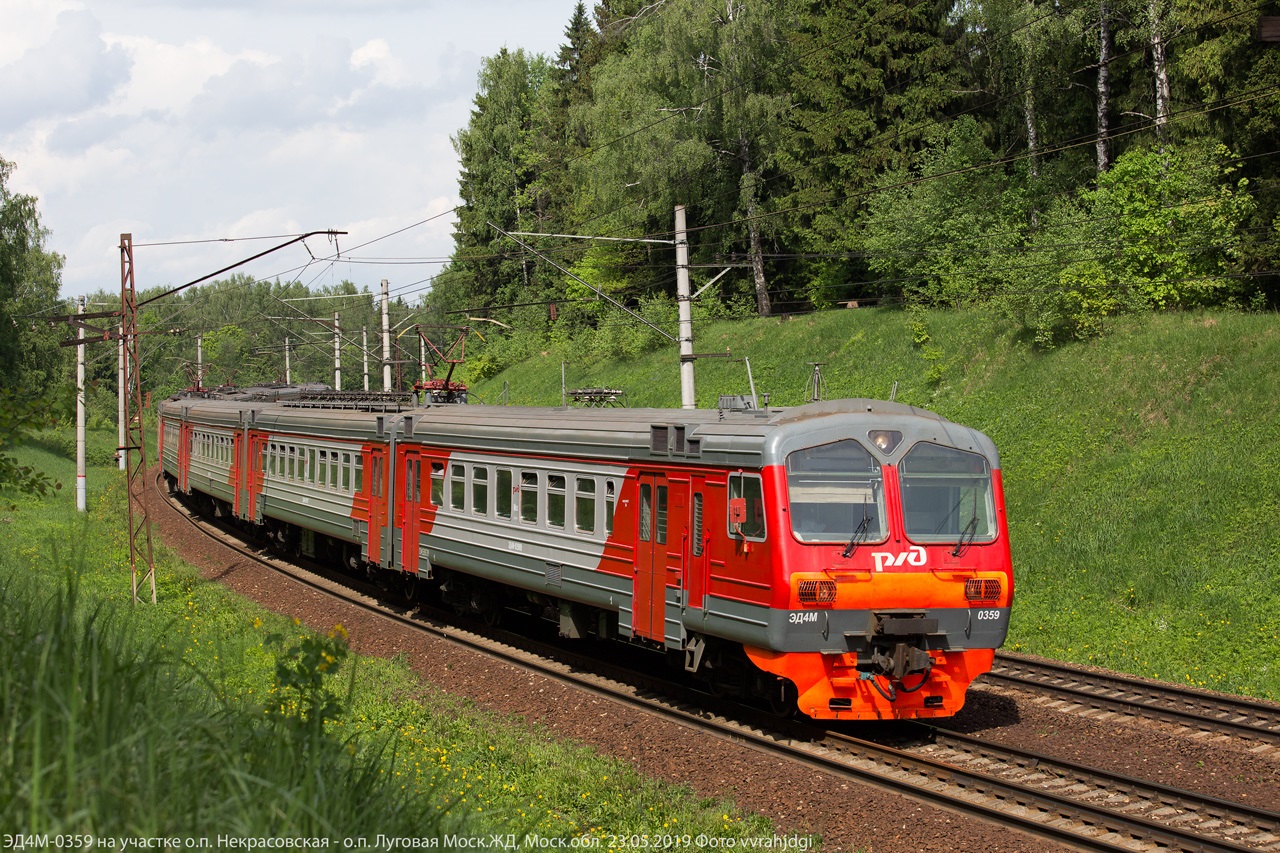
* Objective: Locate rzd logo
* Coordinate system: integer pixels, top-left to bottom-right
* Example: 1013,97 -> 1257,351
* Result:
871,546 -> 927,572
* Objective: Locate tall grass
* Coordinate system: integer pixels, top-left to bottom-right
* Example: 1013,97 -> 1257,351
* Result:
0,430 -> 783,843
0,565 -> 465,836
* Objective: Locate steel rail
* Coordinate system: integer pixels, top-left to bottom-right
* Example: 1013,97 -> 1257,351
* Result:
882,725 -> 1280,850
989,653 -> 1280,744
155,477 -> 1277,853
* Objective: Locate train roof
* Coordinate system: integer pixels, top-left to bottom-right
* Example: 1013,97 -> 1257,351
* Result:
158,395 -> 1000,469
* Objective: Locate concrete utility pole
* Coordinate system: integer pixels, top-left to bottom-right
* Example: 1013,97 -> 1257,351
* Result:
675,205 -> 696,409
76,296 -> 86,513
196,333 -> 203,390
362,327 -> 370,391
419,334 -> 427,385
117,322 -> 126,471
333,312 -> 342,391
380,279 -> 392,391
285,336 -> 292,384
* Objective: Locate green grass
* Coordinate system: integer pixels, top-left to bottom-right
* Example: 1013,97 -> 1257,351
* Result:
0,431 -> 787,844
467,306 -> 1280,700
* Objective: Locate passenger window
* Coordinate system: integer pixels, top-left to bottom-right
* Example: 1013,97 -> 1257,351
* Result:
473,467 -> 489,516
520,471 -> 539,524
605,480 -> 616,536
342,453 -> 351,492
450,464 -> 466,511
318,451 -> 328,488
639,484 -> 652,542
431,462 -> 444,507
496,469 -> 512,519
575,478 -> 595,534
354,456 -> 363,493
728,473 -> 766,540
548,475 -> 566,529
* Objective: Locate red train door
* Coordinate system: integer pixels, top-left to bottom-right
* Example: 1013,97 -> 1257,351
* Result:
686,473 -> 710,611
634,468 -> 686,640
365,447 -> 387,565
399,448 -> 422,574
634,472 -> 670,642
246,433 -> 266,522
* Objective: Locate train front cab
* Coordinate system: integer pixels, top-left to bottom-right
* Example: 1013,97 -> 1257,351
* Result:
745,431 -> 1013,721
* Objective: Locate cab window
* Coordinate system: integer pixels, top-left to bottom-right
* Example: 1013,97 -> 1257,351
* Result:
785,440 -> 886,544
727,473 -> 766,540
899,443 -> 997,544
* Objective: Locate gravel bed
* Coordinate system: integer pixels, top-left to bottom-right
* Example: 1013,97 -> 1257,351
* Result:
146,476 -> 1272,851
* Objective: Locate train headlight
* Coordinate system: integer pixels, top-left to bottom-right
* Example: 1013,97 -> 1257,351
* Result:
868,430 -> 902,454
798,580 -> 837,604
964,578 -> 1002,603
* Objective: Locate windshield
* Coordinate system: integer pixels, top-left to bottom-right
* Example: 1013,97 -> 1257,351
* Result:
899,442 -> 997,544
785,439 -> 886,544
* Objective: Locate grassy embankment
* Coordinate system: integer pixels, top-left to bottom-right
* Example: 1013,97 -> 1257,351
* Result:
469,306 -> 1280,701
0,428 -> 780,842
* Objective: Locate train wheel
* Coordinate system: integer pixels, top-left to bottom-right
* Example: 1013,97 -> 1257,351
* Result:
480,604 -> 503,628
765,679 -> 798,718
402,573 -> 419,604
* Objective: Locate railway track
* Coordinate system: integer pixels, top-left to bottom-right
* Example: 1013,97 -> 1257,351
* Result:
157,478 -> 1280,853
987,654 -> 1280,746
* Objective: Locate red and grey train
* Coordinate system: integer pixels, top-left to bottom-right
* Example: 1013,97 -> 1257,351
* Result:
159,390 -> 1013,720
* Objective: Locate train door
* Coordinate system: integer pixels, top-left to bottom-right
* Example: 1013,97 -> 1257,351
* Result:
686,473 -> 710,611
246,432 -> 266,522
398,448 -> 423,575
178,422 -> 192,493
635,472 -> 687,643
365,446 -> 388,565
232,430 -> 244,517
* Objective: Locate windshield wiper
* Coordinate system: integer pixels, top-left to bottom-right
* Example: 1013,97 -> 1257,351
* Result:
841,500 -> 872,558
951,514 -> 979,557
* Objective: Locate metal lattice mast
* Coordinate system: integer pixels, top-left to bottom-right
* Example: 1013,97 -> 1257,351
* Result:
121,233 -> 156,604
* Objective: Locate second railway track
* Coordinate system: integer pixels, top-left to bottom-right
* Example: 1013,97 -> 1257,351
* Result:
985,654 -> 1280,746
158,475 -> 1280,853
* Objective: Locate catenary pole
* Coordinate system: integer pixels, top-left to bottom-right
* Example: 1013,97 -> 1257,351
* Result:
117,321 -> 125,471
333,312 -> 342,391
675,205 -> 696,409
381,279 -> 392,391
362,327 -> 369,391
76,295 -> 86,512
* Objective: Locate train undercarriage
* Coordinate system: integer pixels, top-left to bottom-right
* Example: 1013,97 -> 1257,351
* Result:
166,473 -> 802,716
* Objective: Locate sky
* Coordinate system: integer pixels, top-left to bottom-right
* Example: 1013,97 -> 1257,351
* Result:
1,0 -> 577,304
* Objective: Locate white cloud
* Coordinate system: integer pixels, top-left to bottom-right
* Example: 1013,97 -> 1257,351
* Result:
4,0 -> 580,298
0,10 -> 132,131
105,34 -> 273,115
0,0 -> 79,64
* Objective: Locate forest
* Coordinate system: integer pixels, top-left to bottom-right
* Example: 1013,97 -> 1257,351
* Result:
3,0 -> 1279,471
428,0 -> 1279,355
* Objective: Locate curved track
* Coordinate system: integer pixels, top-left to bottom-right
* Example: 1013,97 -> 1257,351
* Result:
158,477 -> 1280,853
